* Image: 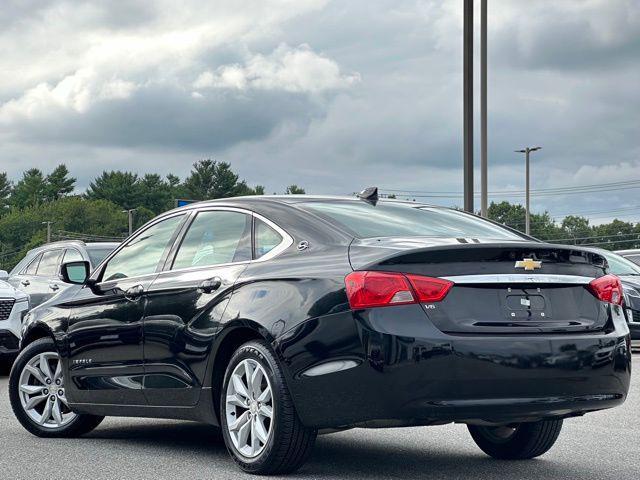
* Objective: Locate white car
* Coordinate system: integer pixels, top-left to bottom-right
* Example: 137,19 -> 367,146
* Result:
0,270 -> 30,364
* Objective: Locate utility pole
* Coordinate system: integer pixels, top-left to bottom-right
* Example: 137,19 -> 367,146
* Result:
42,221 -> 53,243
515,147 -> 542,235
480,0 -> 488,217
123,209 -> 136,236
463,0 -> 474,213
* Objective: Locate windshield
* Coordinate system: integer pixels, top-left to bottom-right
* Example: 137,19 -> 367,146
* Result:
299,201 -> 522,240
86,247 -> 116,267
600,250 -> 640,276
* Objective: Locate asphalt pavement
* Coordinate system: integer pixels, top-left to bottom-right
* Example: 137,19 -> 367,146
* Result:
0,360 -> 638,480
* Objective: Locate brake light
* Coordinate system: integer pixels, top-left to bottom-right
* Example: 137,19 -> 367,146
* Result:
344,271 -> 453,310
587,274 -> 624,305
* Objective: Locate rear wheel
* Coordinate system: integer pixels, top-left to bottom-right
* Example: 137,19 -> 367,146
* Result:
220,340 -> 317,474
468,419 -> 563,460
9,338 -> 104,437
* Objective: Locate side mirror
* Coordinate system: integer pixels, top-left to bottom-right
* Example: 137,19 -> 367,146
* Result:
0,270 -> 8,281
60,261 -> 91,285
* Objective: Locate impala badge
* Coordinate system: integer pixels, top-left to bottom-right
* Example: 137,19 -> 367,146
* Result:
515,258 -> 542,271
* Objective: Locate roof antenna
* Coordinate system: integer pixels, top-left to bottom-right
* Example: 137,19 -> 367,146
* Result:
357,186 -> 378,205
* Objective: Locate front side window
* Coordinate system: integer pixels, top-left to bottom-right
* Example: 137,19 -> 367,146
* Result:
37,249 -> 63,276
172,211 -> 252,269
63,249 -> 84,264
299,201 -> 522,240
255,218 -> 283,259
102,215 -> 184,281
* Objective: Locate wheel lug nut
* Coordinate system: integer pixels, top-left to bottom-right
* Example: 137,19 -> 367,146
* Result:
46,379 -> 51,384
58,390 -> 64,396
55,380 -> 61,385
50,395 -> 56,401
43,389 -> 48,395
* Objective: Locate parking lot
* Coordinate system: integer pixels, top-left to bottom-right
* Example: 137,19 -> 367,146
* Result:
0,359 -> 637,480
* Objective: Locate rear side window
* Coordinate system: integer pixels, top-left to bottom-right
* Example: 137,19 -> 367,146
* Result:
24,253 -> 42,275
37,249 -> 63,276
102,215 -> 184,281
254,218 -> 283,259
300,201 -> 521,240
172,211 -> 252,269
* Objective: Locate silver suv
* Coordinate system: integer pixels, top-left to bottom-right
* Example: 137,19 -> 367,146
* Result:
7,241 -> 118,308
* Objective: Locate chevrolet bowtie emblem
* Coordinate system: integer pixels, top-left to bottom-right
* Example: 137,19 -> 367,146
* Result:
515,258 -> 542,271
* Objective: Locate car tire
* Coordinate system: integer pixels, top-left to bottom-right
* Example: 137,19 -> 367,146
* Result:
468,419 -> 563,459
9,338 -> 104,438
220,340 -> 317,474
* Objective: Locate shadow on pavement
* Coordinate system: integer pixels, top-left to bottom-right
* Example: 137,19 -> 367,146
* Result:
83,420 -> 597,479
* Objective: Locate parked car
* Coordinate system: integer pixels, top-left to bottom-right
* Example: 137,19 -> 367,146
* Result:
0,271 -> 30,363
7,241 -> 118,308
9,194 -> 631,475
615,248 -> 640,267
590,248 -> 640,352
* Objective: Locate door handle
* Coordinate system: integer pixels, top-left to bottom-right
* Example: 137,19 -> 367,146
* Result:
21,280 -> 30,286
49,283 -> 59,291
198,277 -> 222,294
124,284 -> 144,301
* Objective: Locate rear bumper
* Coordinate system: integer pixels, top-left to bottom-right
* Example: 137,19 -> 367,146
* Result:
276,304 -> 631,429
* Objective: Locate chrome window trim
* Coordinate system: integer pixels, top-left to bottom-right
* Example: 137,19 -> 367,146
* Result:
442,274 -> 594,285
166,206 -> 293,274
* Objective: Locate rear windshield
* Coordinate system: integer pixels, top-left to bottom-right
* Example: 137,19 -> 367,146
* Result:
86,247 -> 116,267
300,201 -> 522,240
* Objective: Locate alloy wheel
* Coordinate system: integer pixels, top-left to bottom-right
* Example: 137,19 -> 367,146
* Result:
18,352 -> 76,428
225,358 -> 274,458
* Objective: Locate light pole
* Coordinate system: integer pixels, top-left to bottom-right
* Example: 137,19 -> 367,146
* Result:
123,209 -> 136,236
515,146 -> 541,235
480,0 -> 488,217
463,0 -> 474,213
42,221 -> 53,243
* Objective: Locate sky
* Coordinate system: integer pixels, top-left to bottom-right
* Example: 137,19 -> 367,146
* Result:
1,0 -> 639,223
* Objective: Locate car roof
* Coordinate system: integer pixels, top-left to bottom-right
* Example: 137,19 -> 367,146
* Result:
164,194 -> 435,215
28,240 -> 119,253
615,249 -> 640,255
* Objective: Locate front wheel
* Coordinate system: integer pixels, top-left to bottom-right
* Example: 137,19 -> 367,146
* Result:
468,419 -> 563,460
220,340 -> 317,474
9,338 -> 104,438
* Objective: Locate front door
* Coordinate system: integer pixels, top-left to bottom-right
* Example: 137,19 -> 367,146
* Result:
142,209 -> 253,406
65,213 -> 186,405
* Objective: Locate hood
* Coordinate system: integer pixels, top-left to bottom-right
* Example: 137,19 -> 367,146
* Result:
0,279 -> 28,302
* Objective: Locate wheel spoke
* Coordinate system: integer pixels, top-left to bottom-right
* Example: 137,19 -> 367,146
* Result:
20,384 -> 45,395
229,411 -> 250,432
226,393 -> 246,408
244,361 -> 254,396
53,359 -> 63,383
237,416 -> 251,448
258,404 -> 273,419
39,355 -> 53,381
52,398 -> 63,426
250,367 -> 263,399
253,416 -> 269,444
58,394 -> 70,408
39,399 -> 53,425
232,374 -> 250,400
257,387 -> 271,404
25,365 -> 47,385
25,394 -> 47,410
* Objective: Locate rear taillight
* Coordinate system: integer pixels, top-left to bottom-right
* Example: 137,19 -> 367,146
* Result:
587,274 -> 624,305
345,271 -> 453,310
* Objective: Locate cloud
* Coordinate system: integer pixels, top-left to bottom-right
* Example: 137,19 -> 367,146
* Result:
0,0 -> 638,223
193,44 -> 360,93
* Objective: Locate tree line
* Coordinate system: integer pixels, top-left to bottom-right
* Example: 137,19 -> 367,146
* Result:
0,160 -> 305,270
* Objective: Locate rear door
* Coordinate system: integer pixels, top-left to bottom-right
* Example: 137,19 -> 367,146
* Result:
65,213 -> 186,405
142,208 -> 257,406
29,248 -> 64,307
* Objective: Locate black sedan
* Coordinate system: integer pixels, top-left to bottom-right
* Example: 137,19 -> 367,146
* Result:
8,194 -> 631,474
